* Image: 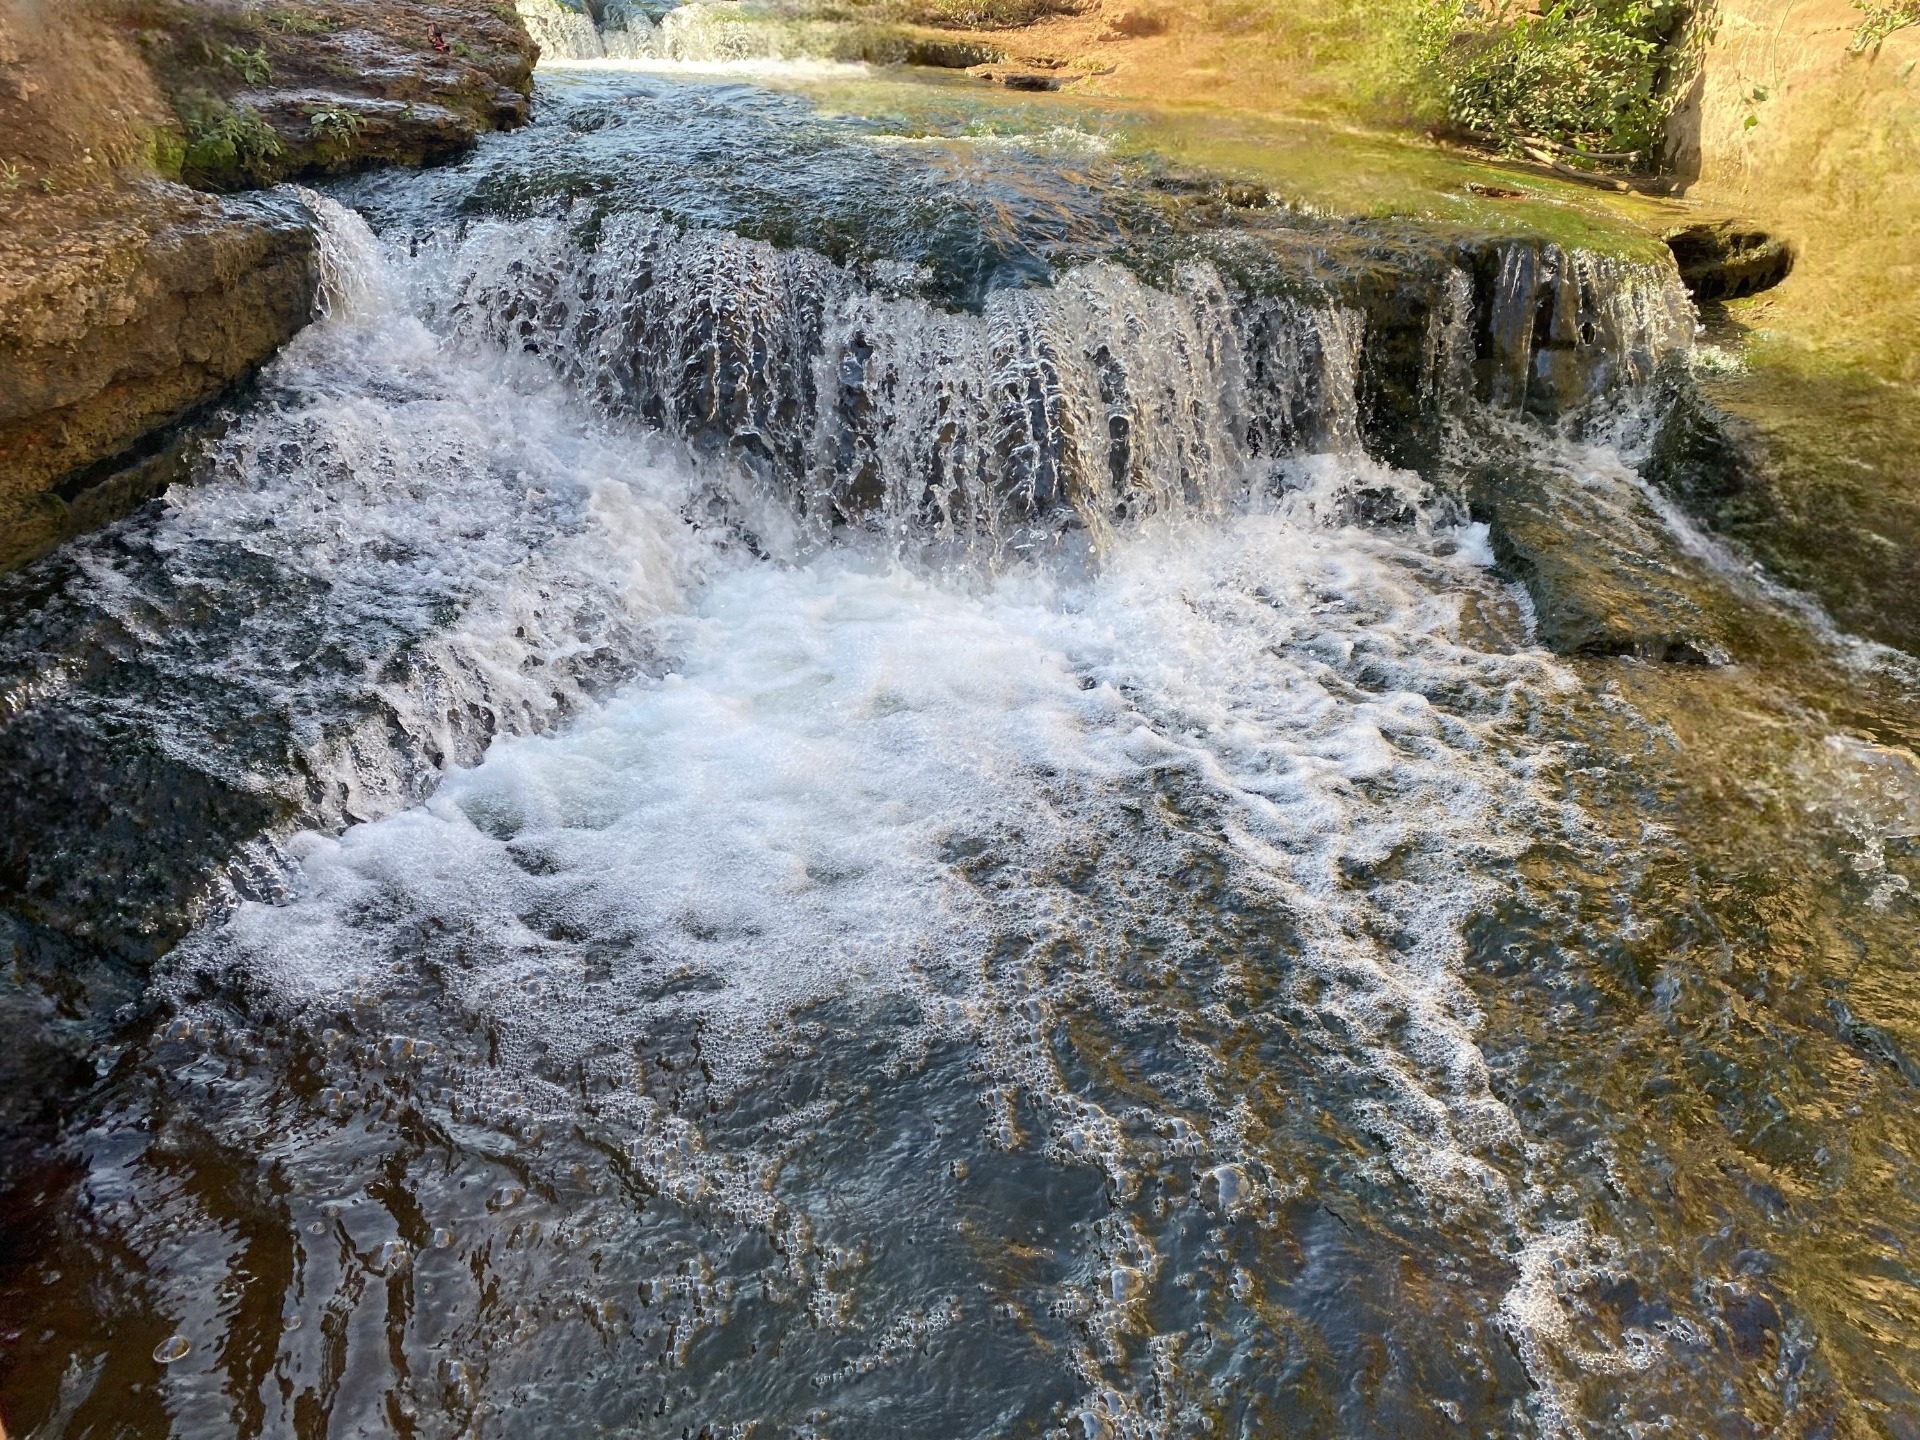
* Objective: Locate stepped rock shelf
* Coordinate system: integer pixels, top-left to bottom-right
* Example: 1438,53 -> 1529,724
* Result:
0,0 -> 536,570
3,0 -> 1793,578
6,18 -> 1920,1440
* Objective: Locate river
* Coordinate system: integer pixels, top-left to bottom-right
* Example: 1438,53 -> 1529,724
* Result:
3,60 -> 1919,1440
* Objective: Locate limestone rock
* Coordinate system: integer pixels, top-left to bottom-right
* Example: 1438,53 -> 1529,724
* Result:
0,0 -> 540,570
117,0 -> 538,189
0,183 -> 318,571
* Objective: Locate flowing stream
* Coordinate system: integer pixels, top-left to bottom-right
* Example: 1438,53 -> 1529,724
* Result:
4,62 -> 1920,1440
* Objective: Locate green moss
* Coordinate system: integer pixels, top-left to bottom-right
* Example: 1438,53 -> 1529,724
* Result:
143,123 -> 189,178
791,69 -> 1677,260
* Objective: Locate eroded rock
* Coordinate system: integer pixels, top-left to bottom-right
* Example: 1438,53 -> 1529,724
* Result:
1663,219 -> 1795,301
0,183 -> 317,571
0,0 -> 538,569
118,0 -> 537,189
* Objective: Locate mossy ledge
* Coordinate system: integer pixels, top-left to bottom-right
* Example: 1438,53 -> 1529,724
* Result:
0,0 -> 538,572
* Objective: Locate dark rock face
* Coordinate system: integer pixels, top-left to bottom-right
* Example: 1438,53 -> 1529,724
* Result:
1663,219 -> 1795,301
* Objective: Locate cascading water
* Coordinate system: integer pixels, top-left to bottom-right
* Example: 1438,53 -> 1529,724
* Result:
5,62 -> 1920,1440
428,213 -> 1364,552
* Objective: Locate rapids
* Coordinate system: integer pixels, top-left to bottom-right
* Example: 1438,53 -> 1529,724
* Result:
4,62 -> 1920,1440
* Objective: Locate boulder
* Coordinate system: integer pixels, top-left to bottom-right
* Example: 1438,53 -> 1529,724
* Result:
1662,219 -> 1794,300
0,183 -> 317,571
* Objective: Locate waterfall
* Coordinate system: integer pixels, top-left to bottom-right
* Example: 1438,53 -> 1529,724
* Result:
515,0 -> 881,65
427,212 -> 1367,554
19,67 -> 1908,1440
418,208 -> 1693,560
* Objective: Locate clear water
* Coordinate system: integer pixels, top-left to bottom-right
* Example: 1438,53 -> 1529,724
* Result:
3,67 -> 1920,1440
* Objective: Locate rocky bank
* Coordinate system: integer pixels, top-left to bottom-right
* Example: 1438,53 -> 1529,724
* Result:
0,0 -> 536,571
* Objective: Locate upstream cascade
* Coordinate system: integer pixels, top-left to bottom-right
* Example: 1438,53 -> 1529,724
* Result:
3,62 -> 1920,1440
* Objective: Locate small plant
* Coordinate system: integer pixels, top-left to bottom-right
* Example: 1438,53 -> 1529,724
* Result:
306,106 -> 365,147
0,159 -> 22,192
183,100 -> 285,182
1852,0 -> 1920,50
221,42 -> 274,84
271,6 -> 335,34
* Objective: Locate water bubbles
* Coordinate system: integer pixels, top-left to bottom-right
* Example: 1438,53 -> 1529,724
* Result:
1201,1162 -> 1249,1215
152,1335 -> 191,1364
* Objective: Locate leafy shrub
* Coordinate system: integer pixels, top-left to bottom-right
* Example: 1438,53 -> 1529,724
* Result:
220,42 -> 273,83
1418,0 -> 1697,166
181,99 -> 285,182
1852,0 -> 1920,50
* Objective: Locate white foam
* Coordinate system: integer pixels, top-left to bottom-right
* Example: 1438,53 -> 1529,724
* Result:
540,55 -> 872,78
73,194 -> 713,836
147,191 -> 1687,1433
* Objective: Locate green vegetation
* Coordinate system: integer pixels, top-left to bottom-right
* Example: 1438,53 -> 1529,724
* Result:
180,97 -> 285,183
220,41 -> 273,83
306,105 -> 365,147
1415,0 -> 1698,167
1851,0 -> 1920,51
888,0 -> 1080,28
268,6 -> 335,34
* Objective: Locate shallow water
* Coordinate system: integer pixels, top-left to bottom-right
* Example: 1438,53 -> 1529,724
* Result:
4,65 -> 1920,1440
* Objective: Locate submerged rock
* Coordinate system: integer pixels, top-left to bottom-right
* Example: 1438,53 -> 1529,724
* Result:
1648,359 -> 1920,654
967,59 -> 1067,89
1463,444 -> 1726,663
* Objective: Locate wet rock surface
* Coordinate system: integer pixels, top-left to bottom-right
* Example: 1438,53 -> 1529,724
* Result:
0,0 -> 537,570
1650,358 -> 1920,654
1662,219 -> 1794,301
1461,428 -> 1727,662
6,58 -> 1920,1439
